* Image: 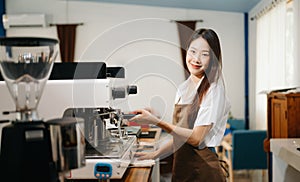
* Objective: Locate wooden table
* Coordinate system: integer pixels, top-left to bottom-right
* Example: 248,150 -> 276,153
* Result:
116,167 -> 153,182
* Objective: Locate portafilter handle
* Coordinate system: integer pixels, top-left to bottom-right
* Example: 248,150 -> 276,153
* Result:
122,114 -> 137,120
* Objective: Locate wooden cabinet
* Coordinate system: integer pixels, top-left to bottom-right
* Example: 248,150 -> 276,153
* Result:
267,92 -> 300,141
270,96 -> 288,138
264,91 -> 300,181
265,91 -> 300,151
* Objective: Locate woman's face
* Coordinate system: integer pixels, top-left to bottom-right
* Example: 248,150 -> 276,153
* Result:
186,37 -> 211,79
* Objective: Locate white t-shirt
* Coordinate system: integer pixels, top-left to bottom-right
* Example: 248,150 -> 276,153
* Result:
175,76 -> 231,148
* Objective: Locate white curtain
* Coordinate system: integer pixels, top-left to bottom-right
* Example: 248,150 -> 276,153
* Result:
255,0 -> 296,129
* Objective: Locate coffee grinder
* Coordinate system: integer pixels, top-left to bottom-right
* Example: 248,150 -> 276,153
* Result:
0,37 -> 85,182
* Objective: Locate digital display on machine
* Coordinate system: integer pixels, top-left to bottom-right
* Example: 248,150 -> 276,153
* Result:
96,166 -> 110,172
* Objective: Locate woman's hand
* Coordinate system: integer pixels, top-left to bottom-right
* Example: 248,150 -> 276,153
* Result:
135,151 -> 157,160
129,109 -> 160,125
144,107 -> 161,119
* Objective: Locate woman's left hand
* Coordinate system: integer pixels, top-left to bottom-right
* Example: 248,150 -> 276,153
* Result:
129,109 -> 160,125
134,151 -> 157,160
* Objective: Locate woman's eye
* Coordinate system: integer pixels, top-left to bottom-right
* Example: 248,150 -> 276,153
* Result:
189,50 -> 196,54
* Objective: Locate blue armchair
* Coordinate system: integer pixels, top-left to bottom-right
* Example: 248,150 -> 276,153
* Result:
220,129 -> 267,182
227,119 -> 246,130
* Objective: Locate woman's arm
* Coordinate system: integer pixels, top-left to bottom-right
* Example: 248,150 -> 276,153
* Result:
157,120 -> 212,147
136,138 -> 173,160
130,109 -> 212,147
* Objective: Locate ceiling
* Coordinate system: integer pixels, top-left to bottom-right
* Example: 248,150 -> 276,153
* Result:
76,0 -> 262,13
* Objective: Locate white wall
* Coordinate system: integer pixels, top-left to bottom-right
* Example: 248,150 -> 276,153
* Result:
2,0 -> 245,123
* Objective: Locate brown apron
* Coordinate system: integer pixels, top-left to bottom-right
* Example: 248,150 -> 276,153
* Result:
171,104 -> 225,182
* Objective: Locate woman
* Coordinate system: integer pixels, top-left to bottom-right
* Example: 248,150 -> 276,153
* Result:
130,28 -> 230,182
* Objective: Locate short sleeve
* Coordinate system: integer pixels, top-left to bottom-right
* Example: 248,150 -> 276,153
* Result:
194,81 -> 228,127
174,89 -> 181,104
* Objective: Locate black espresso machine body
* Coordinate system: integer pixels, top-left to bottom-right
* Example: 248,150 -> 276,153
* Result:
0,121 -> 58,182
0,117 -> 85,182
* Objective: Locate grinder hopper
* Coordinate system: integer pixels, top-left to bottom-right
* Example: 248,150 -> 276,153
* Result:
0,37 -> 59,121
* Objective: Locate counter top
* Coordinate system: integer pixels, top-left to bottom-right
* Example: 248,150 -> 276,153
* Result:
270,138 -> 300,171
65,167 -> 153,182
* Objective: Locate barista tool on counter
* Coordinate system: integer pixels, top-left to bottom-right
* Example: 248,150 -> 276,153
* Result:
0,37 -> 85,182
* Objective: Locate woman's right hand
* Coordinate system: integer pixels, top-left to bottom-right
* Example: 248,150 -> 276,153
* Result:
129,109 -> 160,125
144,107 -> 161,119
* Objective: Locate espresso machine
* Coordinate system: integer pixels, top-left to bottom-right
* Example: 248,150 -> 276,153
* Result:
45,62 -> 139,180
63,107 -> 138,180
0,37 -> 85,182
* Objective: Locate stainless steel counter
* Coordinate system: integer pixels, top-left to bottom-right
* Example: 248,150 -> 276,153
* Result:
270,138 -> 300,182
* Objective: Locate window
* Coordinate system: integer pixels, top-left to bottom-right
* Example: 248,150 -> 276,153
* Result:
255,0 -> 297,127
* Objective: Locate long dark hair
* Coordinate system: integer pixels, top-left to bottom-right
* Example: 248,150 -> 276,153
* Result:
187,29 -> 223,128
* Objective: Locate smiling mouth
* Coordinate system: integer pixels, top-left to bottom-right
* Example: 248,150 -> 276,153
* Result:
190,63 -> 201,69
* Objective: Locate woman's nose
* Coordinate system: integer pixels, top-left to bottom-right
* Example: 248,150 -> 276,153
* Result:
192,53 -> 201,61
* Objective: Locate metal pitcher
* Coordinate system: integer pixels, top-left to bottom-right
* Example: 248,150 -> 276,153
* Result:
47,117 -> 85,172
